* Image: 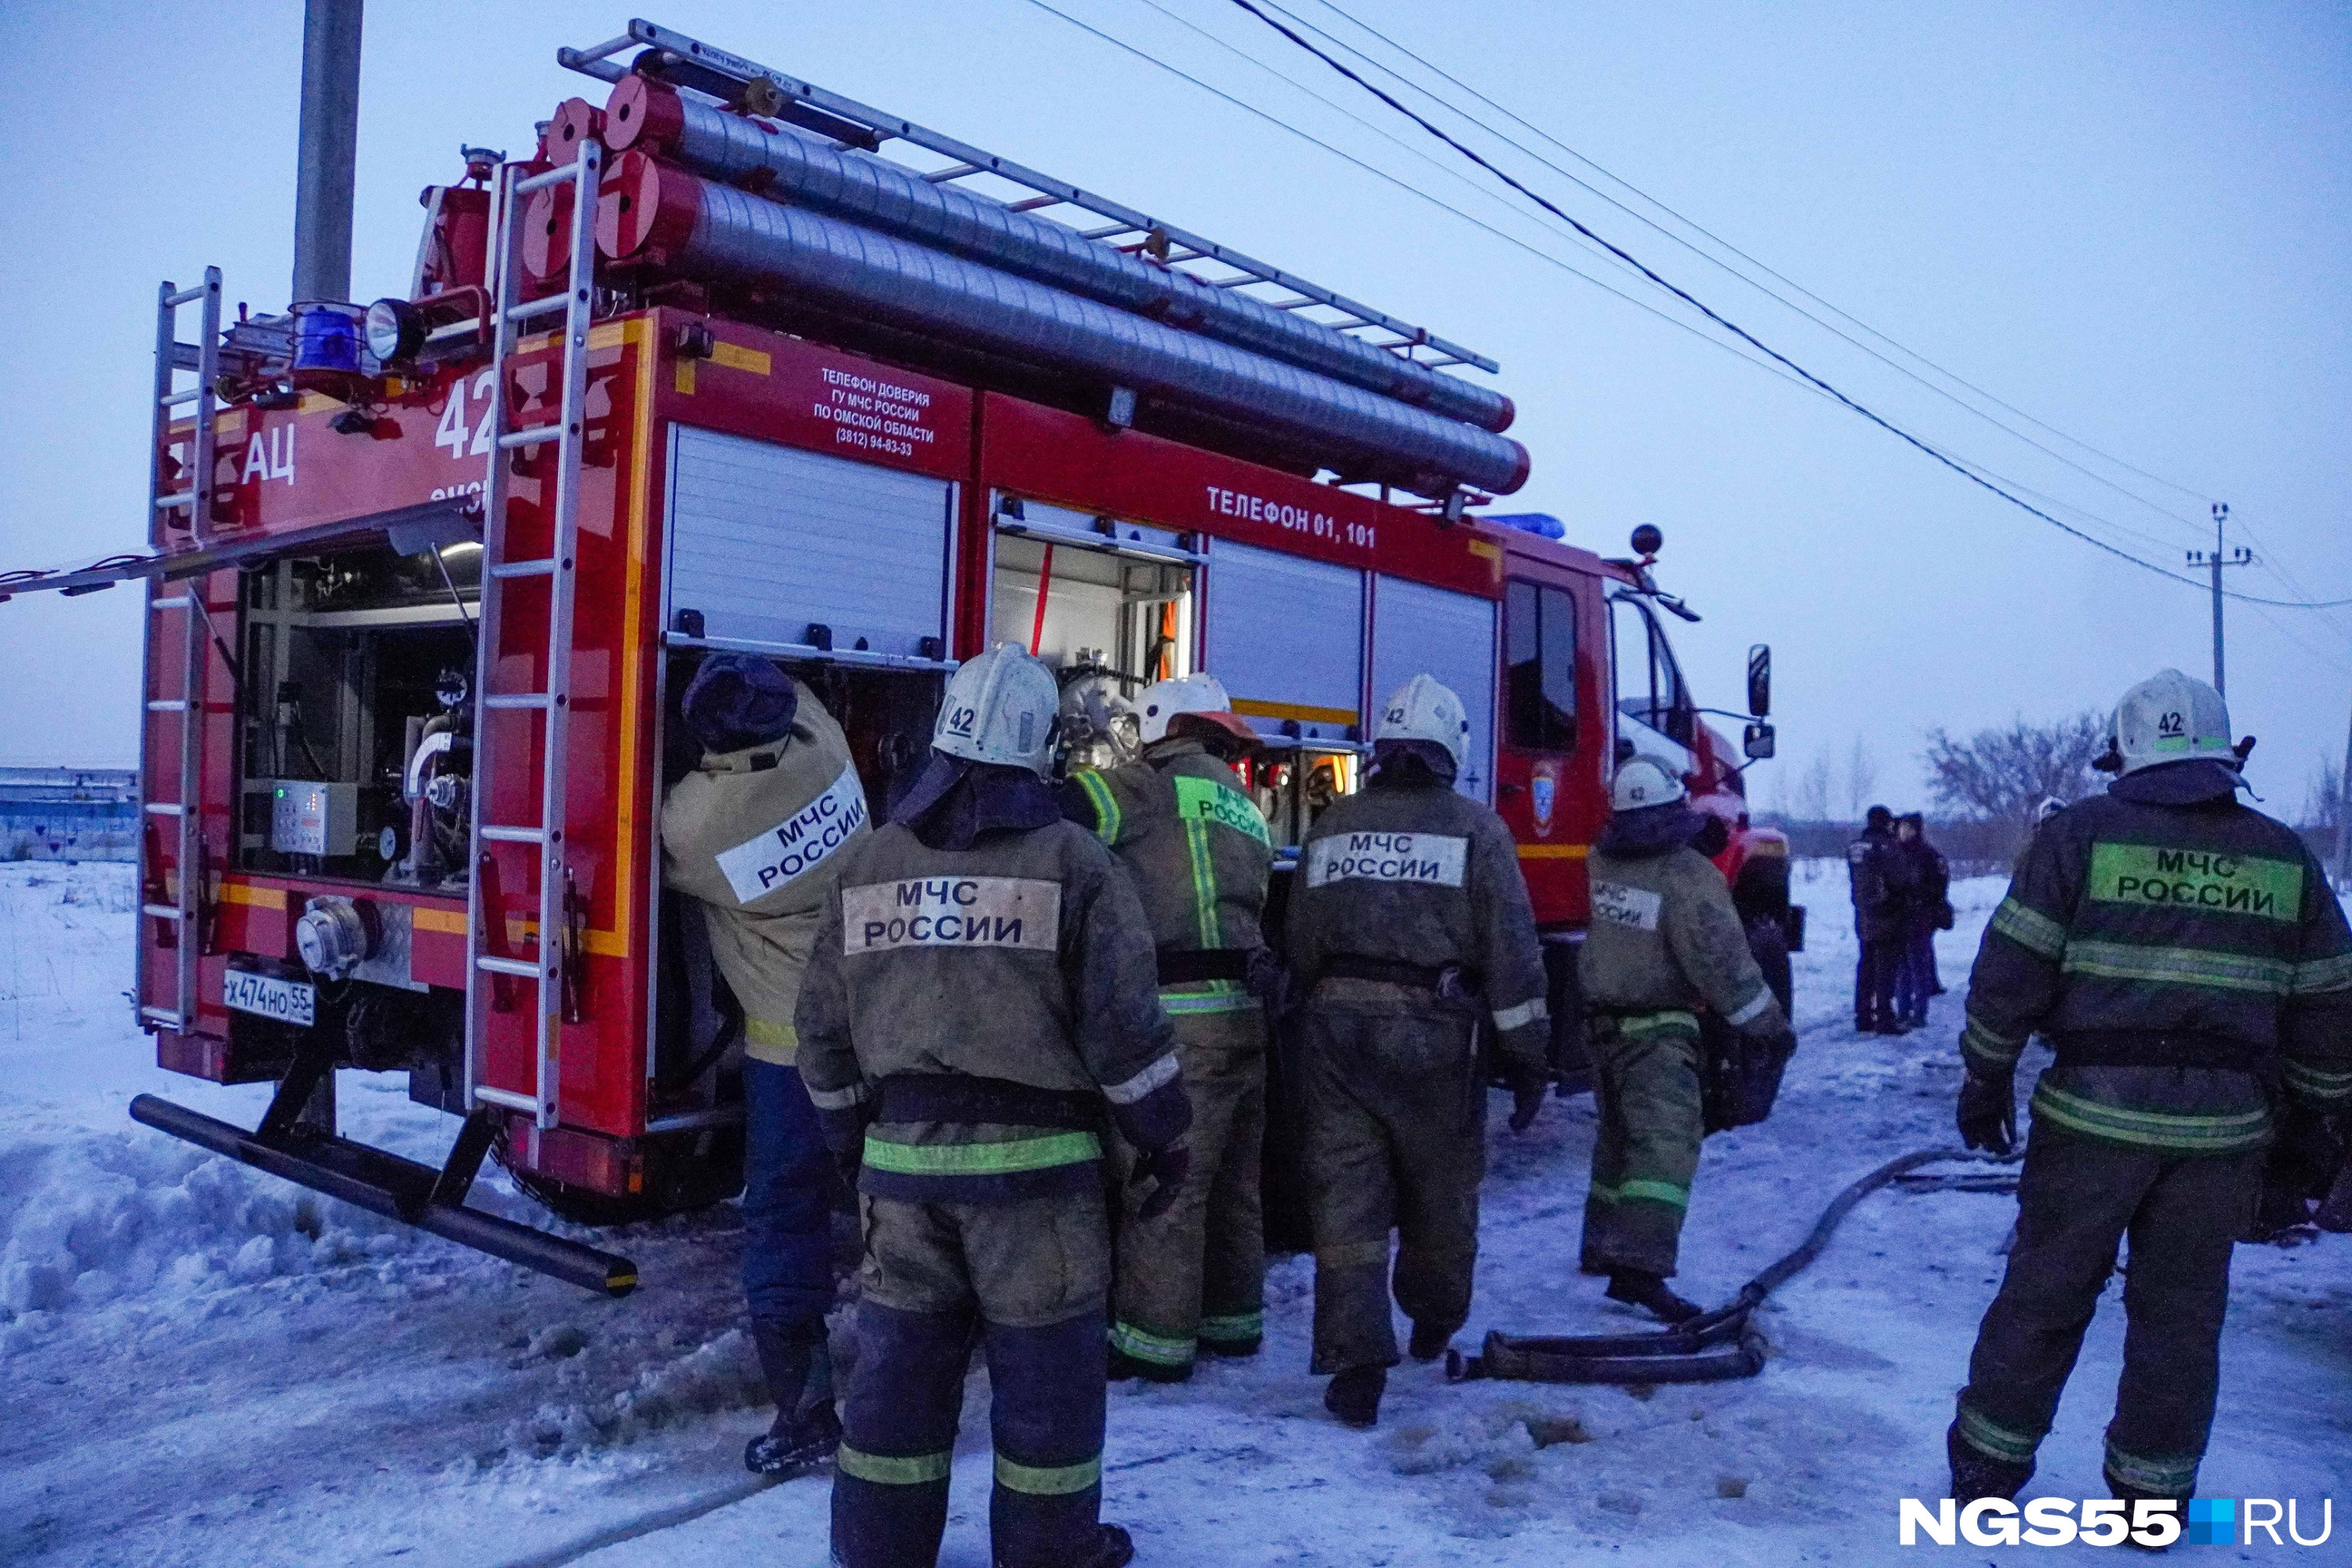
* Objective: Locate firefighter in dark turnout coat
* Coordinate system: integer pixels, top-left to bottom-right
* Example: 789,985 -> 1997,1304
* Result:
797,644 -> 1192,1568
1064,673 -> 1276,1382
1579,757 -> 1793,1323
1947,670 -> 2352,1508
1285,675 -> 1550,1428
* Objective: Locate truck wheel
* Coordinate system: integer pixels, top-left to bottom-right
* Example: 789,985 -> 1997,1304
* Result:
492,1125 -> 746,1227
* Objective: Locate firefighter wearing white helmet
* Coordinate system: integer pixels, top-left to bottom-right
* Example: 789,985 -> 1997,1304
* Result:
1610,754 -> 1686,811
1945,668 -> 2352,1515
1578,755 -> 1791,1324
1062,668 -> 1276,1382
797,643 -> 1192,1568
1282,674 -> 1549,1428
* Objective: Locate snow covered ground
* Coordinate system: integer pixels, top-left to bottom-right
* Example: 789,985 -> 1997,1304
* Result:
2,858 -> 2346,1566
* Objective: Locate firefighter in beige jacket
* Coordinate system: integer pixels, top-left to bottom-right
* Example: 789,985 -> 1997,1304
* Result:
660,654 -> 869,1477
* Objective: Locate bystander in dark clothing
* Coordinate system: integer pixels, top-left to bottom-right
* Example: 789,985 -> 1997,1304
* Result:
1847,806 -> 1916,1033
1891,813 -> 1952,1027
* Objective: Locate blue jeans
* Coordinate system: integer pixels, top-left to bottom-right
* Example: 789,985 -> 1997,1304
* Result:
1892,931 -> 1936,1023
742,1058 -> 836,1330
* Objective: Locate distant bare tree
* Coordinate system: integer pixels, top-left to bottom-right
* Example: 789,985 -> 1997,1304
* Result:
1793,752 -> 1834,822
1842,735 -> 1880,820
1921,712 -> 2106,830
2304,759 -> 2343,831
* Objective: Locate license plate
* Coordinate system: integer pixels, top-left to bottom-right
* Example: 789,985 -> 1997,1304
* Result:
222,968 -> 317,1027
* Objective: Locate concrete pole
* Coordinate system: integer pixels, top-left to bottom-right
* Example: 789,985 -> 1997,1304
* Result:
292,0 -> 360,1137
2209,515 -> 2225,699
291,0 -> 365,304
2337,701 -> 2352,890
2187,503 -> 2246,702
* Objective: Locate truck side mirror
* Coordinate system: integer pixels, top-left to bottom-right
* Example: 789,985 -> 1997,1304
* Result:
1744,721 -> 1776,761
1747,644 -> 1771,718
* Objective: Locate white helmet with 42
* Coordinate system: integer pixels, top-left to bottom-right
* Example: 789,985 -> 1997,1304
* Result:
1610,754 -> 1689,812
1375,673 -> 1472,771
2105,668 -> 2235,777
933,643 -> 1061,775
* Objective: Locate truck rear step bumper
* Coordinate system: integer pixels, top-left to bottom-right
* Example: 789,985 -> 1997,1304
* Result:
129,1093 -> 637,1297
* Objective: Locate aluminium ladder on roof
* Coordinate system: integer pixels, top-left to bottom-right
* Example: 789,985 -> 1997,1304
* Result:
556,19 -> 1497,374
463,137 -> 602,1131
138,269 -> 221,1034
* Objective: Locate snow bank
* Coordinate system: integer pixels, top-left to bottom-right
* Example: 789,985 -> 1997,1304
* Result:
510,1328 -> 768,1460
5,860 -> 2347,1568
0,1123 -> 408,1321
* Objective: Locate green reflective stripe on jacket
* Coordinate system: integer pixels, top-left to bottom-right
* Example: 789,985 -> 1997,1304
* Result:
2058,939 -> 2291,996
2292,949 -> 2352,994
1961,1015 -> 2025,1071
1955,1401 -> 2042,1463
2031,1081 -> 2271,1152
1990,896 -> 2067,959
1614,1010 -> 1700,1040
1162,980 -> 1259,1015
2284,1060 -> 2352,1105
1589,1178 -> 1690,1210
1109,1319 -> 1195,1366
995,1453 -> 1103,1496
837,1443 -> 953,1485
1074,769 -> 1121,844
1184,819 -> 1220,948
861,1130 -> 1104,1175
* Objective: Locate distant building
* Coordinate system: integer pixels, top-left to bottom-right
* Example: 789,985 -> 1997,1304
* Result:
0,766 -> 138,862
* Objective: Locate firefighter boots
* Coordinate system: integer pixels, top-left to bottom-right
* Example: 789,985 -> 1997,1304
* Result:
746,1319 -> 840,1476
1605,1269 -> 1703,1324
1947,1420 -> 2033,1505
1323,1365 -> 1387,1428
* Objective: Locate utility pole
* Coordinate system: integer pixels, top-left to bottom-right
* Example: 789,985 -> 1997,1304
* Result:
291,0 -> 363,1138
2337,702 -> 2352,891
291,0 -> 365,304
2186,502 -> 2253,699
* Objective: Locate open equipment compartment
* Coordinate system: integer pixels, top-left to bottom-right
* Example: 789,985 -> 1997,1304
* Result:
646,417 -> 960,1138
234,539 -> 481,888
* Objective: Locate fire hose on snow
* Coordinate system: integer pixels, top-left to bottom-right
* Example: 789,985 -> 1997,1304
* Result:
1446,1147 -> 2020,1386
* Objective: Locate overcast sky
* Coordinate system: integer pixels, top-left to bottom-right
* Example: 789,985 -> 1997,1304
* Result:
2,1 -> 2346,819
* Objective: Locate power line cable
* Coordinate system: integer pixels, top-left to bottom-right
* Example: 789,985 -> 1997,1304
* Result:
1014,0 -> 1835,400
1142,0 -> 2292,580
1123,0 -> 1661,289
1292,0 -> 2224,522
1225,0 -> 2352,608
1075,0 -> 2229,572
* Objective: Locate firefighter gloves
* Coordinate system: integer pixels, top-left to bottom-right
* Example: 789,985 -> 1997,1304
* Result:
1131,1140 -> 1192,1222
1958,1068 -> 2017,1157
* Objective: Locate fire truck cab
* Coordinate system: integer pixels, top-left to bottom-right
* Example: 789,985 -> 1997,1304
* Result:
2,20 -> 1791,1293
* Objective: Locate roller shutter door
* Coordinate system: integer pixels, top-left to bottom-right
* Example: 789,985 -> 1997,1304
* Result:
665,426 -> 953,658
1372,575 -> 1497,801
1202,541 -> 1363,743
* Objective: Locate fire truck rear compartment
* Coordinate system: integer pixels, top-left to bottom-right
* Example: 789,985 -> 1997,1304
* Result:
234,542 -> 479,887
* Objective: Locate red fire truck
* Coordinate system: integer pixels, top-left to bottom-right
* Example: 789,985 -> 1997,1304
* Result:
0,21 -> 1791,1294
